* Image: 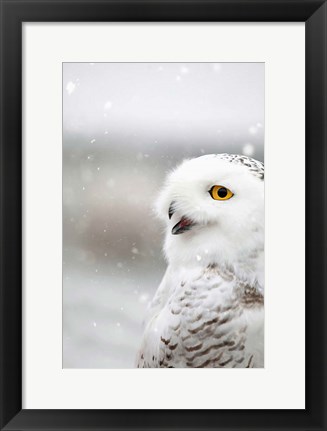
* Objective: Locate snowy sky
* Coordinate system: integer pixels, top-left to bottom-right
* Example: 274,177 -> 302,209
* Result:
63,62 -> 264,155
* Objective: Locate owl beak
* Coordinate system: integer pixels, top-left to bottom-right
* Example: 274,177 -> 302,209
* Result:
169,202 -> 195,234
172,217 -> 195,235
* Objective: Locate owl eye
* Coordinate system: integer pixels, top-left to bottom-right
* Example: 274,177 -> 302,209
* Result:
209,185 -> 234,201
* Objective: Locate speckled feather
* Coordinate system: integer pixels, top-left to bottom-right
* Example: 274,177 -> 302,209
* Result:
136,264 -> 263,368
218,153 -> 264,181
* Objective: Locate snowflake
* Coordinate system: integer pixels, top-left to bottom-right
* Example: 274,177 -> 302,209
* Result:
66,81 -> 76,95
242,143 -> 255,157
104,101 -> 113,110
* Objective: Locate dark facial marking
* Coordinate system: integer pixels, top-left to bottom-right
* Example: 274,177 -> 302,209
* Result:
168,201 -> 176,219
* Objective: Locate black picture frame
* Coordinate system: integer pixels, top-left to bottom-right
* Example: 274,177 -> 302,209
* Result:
0,1 -> 326,430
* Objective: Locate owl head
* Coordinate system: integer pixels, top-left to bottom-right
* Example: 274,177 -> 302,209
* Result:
156,154 -> 264,271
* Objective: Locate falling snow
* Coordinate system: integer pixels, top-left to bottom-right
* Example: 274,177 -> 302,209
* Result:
104,100 -> 113,110
66,81 -> 76,95
139,293 -> 149,304
242,143 -> 255,157
180,66 -> 189,75
213,63 -> 222,72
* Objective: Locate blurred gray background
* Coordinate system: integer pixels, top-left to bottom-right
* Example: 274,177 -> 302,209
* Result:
63,62 -> 264,368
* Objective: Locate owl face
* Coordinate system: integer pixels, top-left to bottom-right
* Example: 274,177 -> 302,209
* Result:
156,154 -> 264,267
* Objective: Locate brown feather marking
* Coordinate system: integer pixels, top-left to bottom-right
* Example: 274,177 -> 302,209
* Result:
185,342 -> 203,352
169,322 -> 180,331
213,330 -> 228,340
210,351 -> 225,365
191,313 -> 203,323
246,354 -> 254,368
188,313 -> 230,335
188,321 -> 207,334
196,358 -> 212,368
219,356 -> 233,367
228,338 -> 245,351
187,340 -> 235,361
242,285 -> 264,308
160,336 -> 170,345
169,343 -> 178,351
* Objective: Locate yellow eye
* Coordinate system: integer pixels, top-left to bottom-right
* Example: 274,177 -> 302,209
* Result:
209,185 -> 234,201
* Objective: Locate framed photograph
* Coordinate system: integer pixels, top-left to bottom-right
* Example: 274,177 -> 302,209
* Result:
0,0 -> 326,430
62,61 -> 265,370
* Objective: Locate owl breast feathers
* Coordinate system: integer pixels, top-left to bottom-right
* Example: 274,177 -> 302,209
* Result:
137,154 -> 264,368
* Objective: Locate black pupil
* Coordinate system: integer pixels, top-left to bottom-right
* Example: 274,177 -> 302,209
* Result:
217,187 -> 228,198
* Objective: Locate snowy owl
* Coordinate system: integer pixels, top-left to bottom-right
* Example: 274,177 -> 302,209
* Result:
136,154 -> 264,368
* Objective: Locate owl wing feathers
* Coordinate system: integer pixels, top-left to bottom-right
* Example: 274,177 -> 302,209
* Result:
136,265 -> 264,368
